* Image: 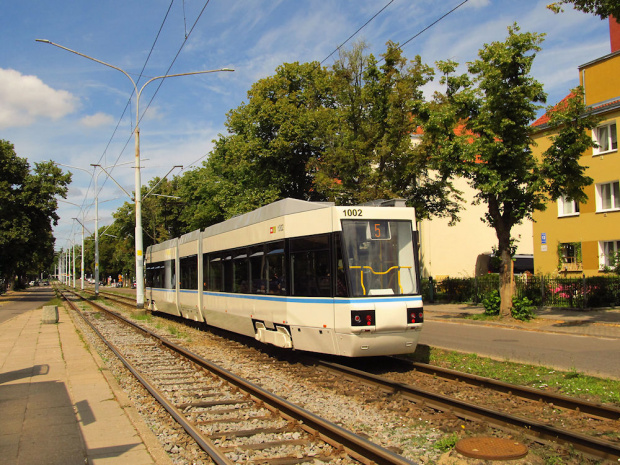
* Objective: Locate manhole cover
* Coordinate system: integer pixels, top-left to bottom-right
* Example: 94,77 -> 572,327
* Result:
455,437 -> 528,460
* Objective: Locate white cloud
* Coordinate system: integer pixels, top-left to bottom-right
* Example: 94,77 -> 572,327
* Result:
0,68 -> 78,129
80,112 -> 115,127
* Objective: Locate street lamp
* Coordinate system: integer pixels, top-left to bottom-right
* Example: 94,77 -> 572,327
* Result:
37,39 -> 234,309
57,161 -> 131,296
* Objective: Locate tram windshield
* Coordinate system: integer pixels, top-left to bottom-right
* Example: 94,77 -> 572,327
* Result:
341,220 -> 418,297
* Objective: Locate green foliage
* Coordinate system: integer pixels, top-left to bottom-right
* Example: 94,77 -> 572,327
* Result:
601,250 -> 620,275
0,140 -> 71,287
482,290 -> 501,315
421,25 -> 596,315
433,432 -> 459,452
511,296 -> 535,321
414,347 -> 620,405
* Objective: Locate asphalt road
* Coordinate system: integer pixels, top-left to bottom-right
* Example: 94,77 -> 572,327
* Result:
0,287 -> 55,325
418,319 -> 620,380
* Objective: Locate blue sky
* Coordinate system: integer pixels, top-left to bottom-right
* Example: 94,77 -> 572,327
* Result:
1,0 -> 613,251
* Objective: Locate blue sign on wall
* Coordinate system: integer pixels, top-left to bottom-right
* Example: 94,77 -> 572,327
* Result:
541,233 -> 547,244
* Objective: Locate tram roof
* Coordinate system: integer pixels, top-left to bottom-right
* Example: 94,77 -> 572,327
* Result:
203,198 -> 333,239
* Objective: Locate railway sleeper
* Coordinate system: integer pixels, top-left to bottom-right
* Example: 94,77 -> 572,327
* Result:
209,425 -> 297,440
191,405 -> 256,416
195,413 -> 275,425
178,399 -> 253,409
218,438 -> 312,453
242,453 -> 339,465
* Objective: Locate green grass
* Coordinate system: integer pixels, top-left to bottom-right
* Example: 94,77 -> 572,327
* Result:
432,432 -> 459,452
167,325 -> 188,340
131,312 -> 153,323
410,348 -> 620,405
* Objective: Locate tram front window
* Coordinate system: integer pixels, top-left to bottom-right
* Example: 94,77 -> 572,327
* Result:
341,220 -> 417,297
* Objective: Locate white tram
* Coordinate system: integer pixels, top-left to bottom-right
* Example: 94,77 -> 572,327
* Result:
145,198 -> 423,357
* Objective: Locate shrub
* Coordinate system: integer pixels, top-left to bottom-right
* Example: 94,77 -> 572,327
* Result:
511,296 -> 535,321
482,290 -> 500,315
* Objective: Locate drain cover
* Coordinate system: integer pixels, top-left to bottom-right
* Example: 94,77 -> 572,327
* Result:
455,437 -> 528,460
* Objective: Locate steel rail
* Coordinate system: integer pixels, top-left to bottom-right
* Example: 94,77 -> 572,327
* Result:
60,290 -> 234,465
314,359 -> 620,462
62,288 -> 416,465
91,287 -> 620,422
400,359 -> 620,421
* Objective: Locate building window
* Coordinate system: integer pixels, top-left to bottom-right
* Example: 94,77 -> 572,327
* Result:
596,180 -> 620,212
599,240 -> 620,270
558,242 -> 582,271
593,122 -> 617,155
557,196 -> 579,217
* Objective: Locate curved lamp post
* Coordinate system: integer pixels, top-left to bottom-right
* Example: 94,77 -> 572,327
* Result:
37,39 -> 234,308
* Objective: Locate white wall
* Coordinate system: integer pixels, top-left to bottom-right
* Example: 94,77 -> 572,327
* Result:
418,178 -> 533,278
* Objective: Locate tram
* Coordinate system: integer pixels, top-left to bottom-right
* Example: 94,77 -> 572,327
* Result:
145,198 -> 423,357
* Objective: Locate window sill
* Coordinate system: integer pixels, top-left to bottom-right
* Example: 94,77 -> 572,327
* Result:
593,149 -> 617,157
596,208 -> 620,214
559,263 -> 583,272
557,213 -> 579,218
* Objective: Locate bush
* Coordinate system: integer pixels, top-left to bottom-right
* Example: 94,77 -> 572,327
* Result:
482,290 -> 500,315
511,296 -> 535,321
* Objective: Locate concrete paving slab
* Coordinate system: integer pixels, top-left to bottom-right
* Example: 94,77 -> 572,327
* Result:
0,291 -> 170,465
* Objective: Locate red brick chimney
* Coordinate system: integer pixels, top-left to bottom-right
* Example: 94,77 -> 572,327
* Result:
610,15 -> 620,52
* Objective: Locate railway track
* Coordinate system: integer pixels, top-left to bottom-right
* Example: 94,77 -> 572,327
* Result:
60,288 -> 414,465
69,286 -> 620,462
311,359 -> 620,462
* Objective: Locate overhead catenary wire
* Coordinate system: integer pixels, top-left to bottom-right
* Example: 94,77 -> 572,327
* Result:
73,0 -> 210,239
380,0 -> 471,62
76,0 -> 177,225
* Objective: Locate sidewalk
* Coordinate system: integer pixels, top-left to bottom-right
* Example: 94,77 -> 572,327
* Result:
424,302 -> 620,339
0,289 -> 171,465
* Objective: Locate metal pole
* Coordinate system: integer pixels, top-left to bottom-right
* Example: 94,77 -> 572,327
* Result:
36,39 -> 233,309
72,241 -> 76,288
81,223 -> 85,290
94,175 -> 100,296
134,124 -> 144,307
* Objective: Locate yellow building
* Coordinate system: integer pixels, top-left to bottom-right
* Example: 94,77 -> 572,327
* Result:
532,20 -> 620,276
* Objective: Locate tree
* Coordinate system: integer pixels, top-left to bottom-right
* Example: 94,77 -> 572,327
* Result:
426,25 -> 596,316
205,61 -> 334,218
547,0 -> 620,19
313,41 -> 461,220
0,140 -> 71,288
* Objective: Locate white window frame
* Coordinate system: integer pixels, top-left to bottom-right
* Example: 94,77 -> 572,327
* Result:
557,196 -> 579,217
599,240 -> 620,270
592,121 -> 617,155
596,180 -> 620,212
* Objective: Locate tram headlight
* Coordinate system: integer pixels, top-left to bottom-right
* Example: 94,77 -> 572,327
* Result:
351,310 -> 375,327
407,307 -> 424,324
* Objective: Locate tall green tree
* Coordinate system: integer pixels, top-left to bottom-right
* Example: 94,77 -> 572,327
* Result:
205,60 -> 334,219
0,140 -> 71,287
425,25 -> 596,316
312,41 -> 462,222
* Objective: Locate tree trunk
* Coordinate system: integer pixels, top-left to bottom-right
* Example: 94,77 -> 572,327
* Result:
499,249 -> 514,317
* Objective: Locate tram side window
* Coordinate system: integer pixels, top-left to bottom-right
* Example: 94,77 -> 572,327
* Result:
265,241 -> 285,295
249,246 -> 266,293
179,255 -> 198,290
335,234 -> 348,297
223,255 -> 233,293
207,254 -> 223,292
164,259 -> 176,289
233,250 -> 249,293
290,234 -> 331,297
146,262 -> 165,288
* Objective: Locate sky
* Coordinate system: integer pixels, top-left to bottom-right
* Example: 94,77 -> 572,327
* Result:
1,0 -> 613,253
